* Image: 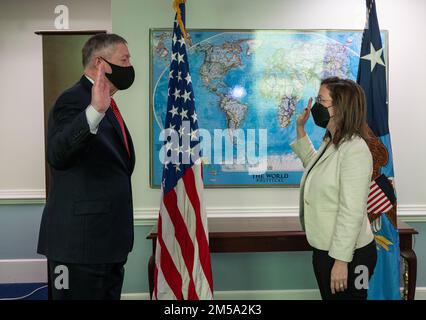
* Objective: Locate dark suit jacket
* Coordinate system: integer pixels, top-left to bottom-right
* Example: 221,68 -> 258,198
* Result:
37,76 -> 136,264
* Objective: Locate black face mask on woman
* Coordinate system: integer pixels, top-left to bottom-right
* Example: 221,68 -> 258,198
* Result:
101,57 -> 135,90
311,102 -> 331,128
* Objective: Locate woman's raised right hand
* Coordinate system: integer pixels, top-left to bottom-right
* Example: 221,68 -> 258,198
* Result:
296,97 -> 312,128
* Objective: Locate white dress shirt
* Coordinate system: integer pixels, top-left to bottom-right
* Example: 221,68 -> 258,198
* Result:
85,75 -> 105,134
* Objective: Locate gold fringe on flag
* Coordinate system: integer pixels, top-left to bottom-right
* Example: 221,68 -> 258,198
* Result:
172,0 -> 192,46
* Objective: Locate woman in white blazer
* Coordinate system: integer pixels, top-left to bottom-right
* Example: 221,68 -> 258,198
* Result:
291,77 -> 377,300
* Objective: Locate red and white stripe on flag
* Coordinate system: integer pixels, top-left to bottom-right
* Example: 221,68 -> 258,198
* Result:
367,179 -> 393,215
154,164 -> 214,300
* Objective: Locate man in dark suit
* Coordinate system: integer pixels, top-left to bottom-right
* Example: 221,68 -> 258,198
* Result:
37,33 -> 136,300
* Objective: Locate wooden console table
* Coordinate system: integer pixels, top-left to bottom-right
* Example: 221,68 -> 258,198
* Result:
147,217 -> 418,300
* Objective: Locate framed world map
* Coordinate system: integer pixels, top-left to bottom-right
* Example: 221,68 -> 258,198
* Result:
149,29 -> 388,188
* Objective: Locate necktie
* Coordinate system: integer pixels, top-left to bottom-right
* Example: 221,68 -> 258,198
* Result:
110,98 -> 130,157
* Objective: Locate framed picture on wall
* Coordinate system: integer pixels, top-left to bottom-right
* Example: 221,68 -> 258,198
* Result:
149,29 -> 388,188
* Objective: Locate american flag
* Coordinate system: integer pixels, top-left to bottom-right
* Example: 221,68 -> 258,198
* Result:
153,0 -> 214,300
367,174 -> 396,215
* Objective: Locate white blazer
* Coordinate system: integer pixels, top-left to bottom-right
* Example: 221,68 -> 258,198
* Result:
290,134 -> 374,262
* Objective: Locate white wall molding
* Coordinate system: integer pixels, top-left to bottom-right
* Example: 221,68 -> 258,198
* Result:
0,199 -> 425,222
396,205 -> 426,222
0,259 -> 47,284
133,206 -> 300,221
0,190 -> 45,204
133,205 -> 426,223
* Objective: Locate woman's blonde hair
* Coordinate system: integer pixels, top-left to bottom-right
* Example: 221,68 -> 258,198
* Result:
321,77 -> 371,146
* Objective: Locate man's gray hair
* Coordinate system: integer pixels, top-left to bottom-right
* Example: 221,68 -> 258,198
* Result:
82,33 -> 127,68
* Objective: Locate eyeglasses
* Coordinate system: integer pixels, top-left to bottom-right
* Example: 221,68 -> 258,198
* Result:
315,96 -> 333,105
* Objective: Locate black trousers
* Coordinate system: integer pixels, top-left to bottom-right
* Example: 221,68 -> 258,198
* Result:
48,260 -> 126,300
312,240 -> 377,300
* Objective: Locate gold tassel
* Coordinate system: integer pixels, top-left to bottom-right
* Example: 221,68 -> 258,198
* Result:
172,0 -> 192,46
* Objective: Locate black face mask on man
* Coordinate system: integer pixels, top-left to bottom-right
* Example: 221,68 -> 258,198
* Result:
310,102 -> 332,128
101,57 -> 135,90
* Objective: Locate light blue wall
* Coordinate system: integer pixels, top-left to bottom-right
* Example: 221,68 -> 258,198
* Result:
123,225 -> 318,293
0,205 -> 45,259
0,204 -> 424,294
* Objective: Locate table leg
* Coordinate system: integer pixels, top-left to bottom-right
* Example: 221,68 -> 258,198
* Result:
148,239 -> 157,300
148,254 -> 155,299
400,250 -> 417,300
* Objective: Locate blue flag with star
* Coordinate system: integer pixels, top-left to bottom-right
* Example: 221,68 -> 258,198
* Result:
357,0 -> 401,300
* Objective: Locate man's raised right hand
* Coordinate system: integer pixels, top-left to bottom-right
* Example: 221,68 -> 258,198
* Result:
91,63 -> 111,113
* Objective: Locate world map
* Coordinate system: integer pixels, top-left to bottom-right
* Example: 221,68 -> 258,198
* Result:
150,30 -> 387,187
